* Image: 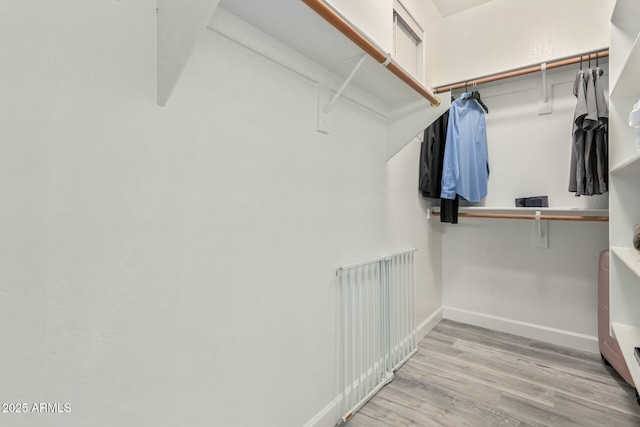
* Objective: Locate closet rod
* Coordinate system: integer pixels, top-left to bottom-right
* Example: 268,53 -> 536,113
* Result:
433,48 -> 609,94
432,212 -> 609,222
301,0 -> 441,107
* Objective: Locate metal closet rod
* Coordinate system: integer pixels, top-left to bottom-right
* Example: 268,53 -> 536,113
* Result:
433,48 -> 609,94
301,0 -> 441,107
432,212 -> 609,222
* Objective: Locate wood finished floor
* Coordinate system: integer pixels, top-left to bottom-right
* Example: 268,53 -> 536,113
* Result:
348,320 -> 640,427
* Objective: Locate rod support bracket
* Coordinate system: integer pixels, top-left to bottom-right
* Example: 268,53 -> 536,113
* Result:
533,210 -> 549,248
317,55 -> 367,133
538,62 -> 552,115
381,53 -> 392,67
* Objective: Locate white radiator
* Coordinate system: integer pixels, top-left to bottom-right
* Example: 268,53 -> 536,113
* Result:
336,249 -> 417,425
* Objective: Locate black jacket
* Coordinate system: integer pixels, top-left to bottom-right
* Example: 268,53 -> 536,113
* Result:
419,111 -> 449,198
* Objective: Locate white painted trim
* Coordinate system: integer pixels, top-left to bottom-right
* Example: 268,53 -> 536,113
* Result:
443,306 -> 599,354
416,307 -> 443,342
303,308 -> 439,427
302,394 -> 341,427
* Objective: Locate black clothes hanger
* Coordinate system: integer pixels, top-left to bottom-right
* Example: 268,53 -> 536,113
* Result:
462,82 -> 489,113
594,51 -> 604,77
469,91 -> 489,113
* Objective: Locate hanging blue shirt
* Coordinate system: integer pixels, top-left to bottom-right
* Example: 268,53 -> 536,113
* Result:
440,93 -> 489,202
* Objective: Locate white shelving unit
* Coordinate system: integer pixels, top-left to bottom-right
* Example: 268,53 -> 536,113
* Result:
610,32 -> 640,98
609,0 -> 640,391
611,151 -> 640,176
611,322 -> 640,387
612,247 -> 640,278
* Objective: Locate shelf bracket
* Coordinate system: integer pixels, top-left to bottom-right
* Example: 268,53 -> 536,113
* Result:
533,210 -> 549,248
538,62 -> 552,115
317,54 -> 367,133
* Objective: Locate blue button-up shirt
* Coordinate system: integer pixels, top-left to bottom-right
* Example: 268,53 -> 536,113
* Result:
440,93 -> 489,202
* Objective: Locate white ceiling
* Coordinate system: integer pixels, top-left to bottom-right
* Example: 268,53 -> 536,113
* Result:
431,0 -> 494,17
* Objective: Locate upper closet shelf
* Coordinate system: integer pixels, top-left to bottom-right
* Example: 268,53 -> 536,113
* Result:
611,32 -> 640,98
611,151 -> 640,175
219,0 -> 439,106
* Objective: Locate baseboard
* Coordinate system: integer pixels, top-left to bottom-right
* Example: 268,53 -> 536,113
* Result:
442,306 -> 599,354
304,311 -> 442,427
417,307 -> 443,342
302,395 -> 341,427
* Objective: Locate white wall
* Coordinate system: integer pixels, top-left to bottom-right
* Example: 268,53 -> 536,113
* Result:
441,66 -> 610,353
0,2 -> 392,426
385,0 -> 613,353
480,66 -> 609,209
387,138 -> 444,338
427,0 -> 615,87
443,219 -> 608,352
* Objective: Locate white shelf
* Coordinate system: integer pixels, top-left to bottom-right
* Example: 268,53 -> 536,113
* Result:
219,0 -> 427,105
612,247 -> 640,279
611,322 -> 640,388
432,206 -> 609,216
611,151 -> 640,175
611,32 -> 640,98
612,0 -> 640,38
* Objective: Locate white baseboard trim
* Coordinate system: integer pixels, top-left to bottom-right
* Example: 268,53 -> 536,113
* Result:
304,311 -> 442,427
417,307 -> 443,342
442,306 -> 599,354
302,395 -> 341,427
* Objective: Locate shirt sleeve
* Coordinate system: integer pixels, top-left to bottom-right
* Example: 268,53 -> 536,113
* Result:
418,129 -> 430,194
583,70 -> 598,131
440,106 -> 459,200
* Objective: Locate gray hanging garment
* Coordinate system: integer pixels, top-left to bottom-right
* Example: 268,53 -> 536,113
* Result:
569,70 -> 588,195
593,66 -> 609,194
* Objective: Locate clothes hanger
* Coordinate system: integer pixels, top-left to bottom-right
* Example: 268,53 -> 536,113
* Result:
595,51 -> 604,75
574,55 -> 584,97
463,81 -> 489,113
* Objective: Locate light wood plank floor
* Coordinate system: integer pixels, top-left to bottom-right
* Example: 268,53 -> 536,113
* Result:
348,320 -> 640,427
